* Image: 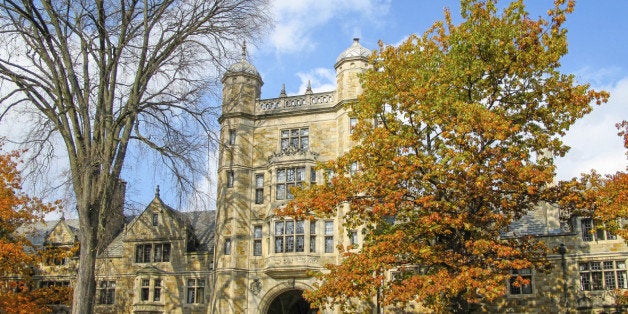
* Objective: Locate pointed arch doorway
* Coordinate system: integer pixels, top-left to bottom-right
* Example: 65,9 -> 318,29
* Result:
266,289 -> 317,314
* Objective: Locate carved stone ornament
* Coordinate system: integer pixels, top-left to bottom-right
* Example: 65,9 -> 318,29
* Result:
250,278 -> 262,295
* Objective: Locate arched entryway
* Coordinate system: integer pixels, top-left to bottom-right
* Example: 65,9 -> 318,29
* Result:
267,289 -> 317,314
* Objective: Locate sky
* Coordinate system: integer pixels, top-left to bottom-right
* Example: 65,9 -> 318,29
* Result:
247,0 -> 628,180
2,0 -> 627,216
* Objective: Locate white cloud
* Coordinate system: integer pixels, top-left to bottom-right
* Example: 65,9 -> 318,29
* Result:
295,68 -> 336,94
269,0 -> 391,54
555,76 -> 628,179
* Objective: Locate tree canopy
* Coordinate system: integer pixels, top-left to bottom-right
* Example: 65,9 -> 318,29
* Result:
281,0 -> 608,312
0,0 -> 270,312
0,144 -> 71,313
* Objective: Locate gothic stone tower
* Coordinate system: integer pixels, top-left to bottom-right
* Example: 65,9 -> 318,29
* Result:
212,39 -> 371,314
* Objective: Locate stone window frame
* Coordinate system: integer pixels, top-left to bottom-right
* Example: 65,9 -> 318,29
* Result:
253,225 -> 263,256
134,243 -> 171,263
280,127 -> 309,152
40,280 -> 70,288
228,129 -> 236,146
508,269 -> 533,296
324,220 -> 334,253
349,230 -> 359,246
349,117 -> 357,134
272,219 -> 321,254
579,260 -> 627,291
224,238 -> 232,255
581,218 -> 617,242
186,278 -> 206,304
275,166 -> 305,200
310,221 -> 317,253
255,174 -> 264,204
138,277 -> 163,303
97,280 -> 116,305
227,170 -> 234,188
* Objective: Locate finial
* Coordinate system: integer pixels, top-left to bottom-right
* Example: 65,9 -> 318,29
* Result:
60,212 -> 65,221
280,83 -> 287,97
305,80 -> 313,94
242,40 -> 247,59
155,185 -> 160,198
353,38 -> 360,44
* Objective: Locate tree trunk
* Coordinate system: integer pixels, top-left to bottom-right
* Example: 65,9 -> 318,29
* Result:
451,292 -> 471,314
72,204 -> 98,314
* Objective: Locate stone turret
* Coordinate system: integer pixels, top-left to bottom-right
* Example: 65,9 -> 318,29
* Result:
335,38 -> 371,102
221,42 -> 263,117
213,42 -> 261,313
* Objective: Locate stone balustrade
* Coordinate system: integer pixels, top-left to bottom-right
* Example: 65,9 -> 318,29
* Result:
257,91 -> 336,113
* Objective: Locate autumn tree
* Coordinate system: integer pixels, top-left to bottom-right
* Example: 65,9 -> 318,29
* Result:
0,0 -> 270,312
282,0 -> 608,312
0,144 -> 71,313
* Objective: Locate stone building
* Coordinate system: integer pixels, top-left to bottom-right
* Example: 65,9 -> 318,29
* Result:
13,39 -> 628,313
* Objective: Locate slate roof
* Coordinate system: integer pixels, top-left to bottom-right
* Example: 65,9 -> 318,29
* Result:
506,203 -> 564,237
17,218 -> 80,247
98,210 -> 216,258
177,210 -> 216,252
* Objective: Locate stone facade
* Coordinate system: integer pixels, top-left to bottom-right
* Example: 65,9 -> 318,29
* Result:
17,39 -> 628,314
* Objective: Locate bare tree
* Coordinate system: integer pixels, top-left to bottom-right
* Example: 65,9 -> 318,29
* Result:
0,0 -> 270,312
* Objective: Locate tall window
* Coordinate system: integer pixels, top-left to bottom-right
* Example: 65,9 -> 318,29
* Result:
581,218 -> 616,241
140,279 -> 150,301
152,213 -> 159,226
281,128 -> 309,151
229,129 -> 236,145
187,278 -> 205,304
135,243 -> 171,263
310,168 -> 317,184
324,221 -> 334,253
227,171 -> 234,188
310,221 -> 317,253
255,174 -> 264,204
349,117 -> 357,134
97,280 -> 116,305
153,243 -> 171,262
276,167 -> 305,200
580,260 -> 627,291
224,238 -> 231,255
153,279 -> 162,301
509,269 -> 533,295
274,220 -> 304,253
253,225 -> 262,256
350,230 -> 358,246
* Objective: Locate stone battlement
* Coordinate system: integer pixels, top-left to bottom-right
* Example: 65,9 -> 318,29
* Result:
257,90 -> 336,113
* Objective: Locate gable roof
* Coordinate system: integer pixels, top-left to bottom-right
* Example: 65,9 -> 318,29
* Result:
17,217 -> 80,247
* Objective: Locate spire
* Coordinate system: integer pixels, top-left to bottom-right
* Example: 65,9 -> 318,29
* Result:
305,80 -> 313,94
280,83 -> 287,97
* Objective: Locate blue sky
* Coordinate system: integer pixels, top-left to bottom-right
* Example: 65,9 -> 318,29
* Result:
247,0 -> 628,179
9,0 -> 625,215
126,0 -> 628,211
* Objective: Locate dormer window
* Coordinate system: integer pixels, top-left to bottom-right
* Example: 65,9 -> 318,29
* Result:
280,128 -> 308,152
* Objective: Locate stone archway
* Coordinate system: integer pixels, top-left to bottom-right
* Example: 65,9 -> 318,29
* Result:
266,289 -> 316,314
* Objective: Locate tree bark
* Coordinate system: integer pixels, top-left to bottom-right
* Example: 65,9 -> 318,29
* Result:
0,1 -> 271,313
73,205 -> 98,313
